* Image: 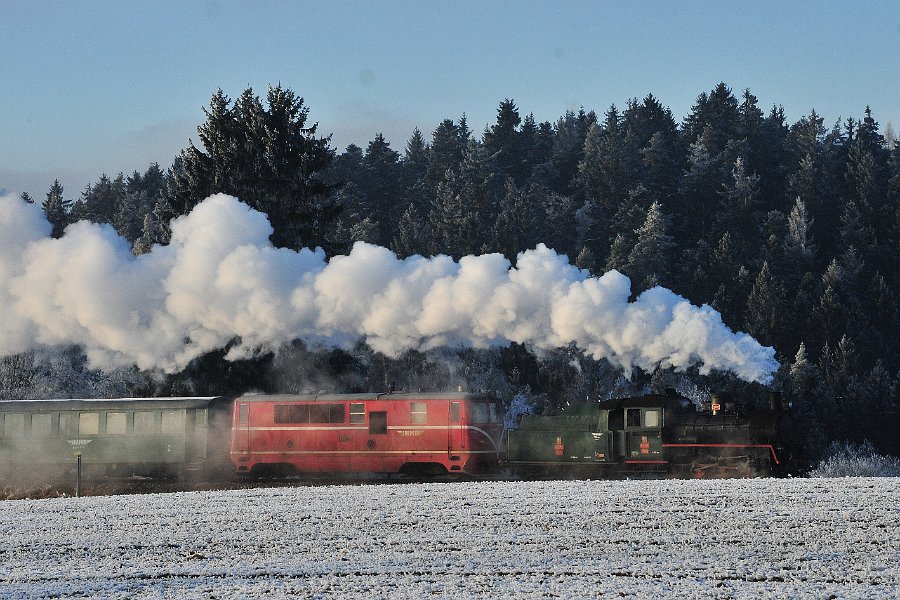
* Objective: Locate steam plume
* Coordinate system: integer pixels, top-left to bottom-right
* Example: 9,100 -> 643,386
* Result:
0,193 -> 778,383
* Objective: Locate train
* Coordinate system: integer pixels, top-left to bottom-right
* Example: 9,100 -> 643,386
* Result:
506,390 -> 784,479
0,389 -> 783,485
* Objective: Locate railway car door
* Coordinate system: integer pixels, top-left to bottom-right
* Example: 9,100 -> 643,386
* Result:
234,402 -> 251,454
448,401 -> 466,461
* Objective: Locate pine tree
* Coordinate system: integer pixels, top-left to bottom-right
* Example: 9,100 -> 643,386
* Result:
483,99 -> 526,183
627,201 -> 674,290
362,133 -> 402,245
392,204 -> 427,259
429,140 -> 500,258
743,261 -> 785,347
575,245 -> 597,273
604,234 -> 629,273
493,180 -> 544,261
785,197 -> 816,264
42,179 -> 71,238
715,156 -> 761,263
168,85 -> 339,250
548,110 -> 591,195
427,117 -> 469,192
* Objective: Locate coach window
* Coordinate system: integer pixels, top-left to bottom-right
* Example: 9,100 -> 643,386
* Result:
350,403 -> 365,424
134,411 -> 155,435
79,413 -> 100,436
644,410 -> 660,428
410,402 -> 427,424
59,413 -> 71,436
4,414 -> 25,437
626,408 -> 641,428
161,411 -> 185,435
106,412 -> 127,436
31,414 -> 53,437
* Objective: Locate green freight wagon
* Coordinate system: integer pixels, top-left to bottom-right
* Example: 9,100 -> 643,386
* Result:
0,397 -> 234,483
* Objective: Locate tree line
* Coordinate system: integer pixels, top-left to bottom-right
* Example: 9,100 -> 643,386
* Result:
8,82 -> 900,466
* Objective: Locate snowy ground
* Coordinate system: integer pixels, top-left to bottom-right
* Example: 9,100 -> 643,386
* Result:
1,478 -> 898,599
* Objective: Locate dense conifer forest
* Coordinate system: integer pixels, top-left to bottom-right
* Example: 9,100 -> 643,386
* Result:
4,82 -> 900,466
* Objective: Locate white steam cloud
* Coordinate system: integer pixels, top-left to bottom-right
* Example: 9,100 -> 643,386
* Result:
0,193 -> 779,383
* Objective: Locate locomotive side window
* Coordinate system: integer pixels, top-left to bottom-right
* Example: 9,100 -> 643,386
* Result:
134,411 -> 155,434
308,404 -> 330,423
238,404 -> 250,426
410,402 -> 427,424
31,414 -> 53,437
276,404 -> 345,424
470,403 -> 490,423
350,403 -> 366,424
644,410 -> 660,428
329,404 -> 346,423
275,404 -> 308,423
79,413 -> 100,436
4,414 -> 25,437
489,403 -> 498,423
626,408 -> 641,427
161,411 -> 185,435
106,412 -> 127,435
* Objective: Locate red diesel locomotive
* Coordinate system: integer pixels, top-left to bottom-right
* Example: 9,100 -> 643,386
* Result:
230,391 -> 505,477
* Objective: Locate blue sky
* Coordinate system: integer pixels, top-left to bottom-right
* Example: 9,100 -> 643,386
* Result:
2,0 -> 899,198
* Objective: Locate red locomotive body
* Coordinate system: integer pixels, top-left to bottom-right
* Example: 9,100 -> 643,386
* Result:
230,391 -> 504,476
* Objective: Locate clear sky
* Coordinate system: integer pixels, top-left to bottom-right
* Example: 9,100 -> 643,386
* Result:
2,0 -> 899,199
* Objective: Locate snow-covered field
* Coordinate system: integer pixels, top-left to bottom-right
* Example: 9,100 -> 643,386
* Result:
1,478 -> 898,598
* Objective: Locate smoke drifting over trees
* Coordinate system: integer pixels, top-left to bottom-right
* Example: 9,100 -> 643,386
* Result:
3,83 -> 900,463
0,193 -> 776,383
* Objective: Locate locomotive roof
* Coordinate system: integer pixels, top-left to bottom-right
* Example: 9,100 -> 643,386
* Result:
236,391 -> 495,403
0,396 -> 232,412
562,394 -> 694,414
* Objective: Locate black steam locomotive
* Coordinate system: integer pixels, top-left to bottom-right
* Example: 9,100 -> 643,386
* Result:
506,391 -> 784,478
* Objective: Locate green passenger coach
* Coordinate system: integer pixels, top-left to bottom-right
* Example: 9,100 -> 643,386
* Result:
0,397 -> 234,482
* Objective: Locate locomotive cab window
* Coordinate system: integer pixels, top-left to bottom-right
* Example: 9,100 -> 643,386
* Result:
410,402 -> 427,424
626,408 -> 642,427
644,410 -> 660,428
450,402 -> 461,423
350,403 -> 365,424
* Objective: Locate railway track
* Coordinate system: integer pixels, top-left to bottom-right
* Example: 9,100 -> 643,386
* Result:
1,472 -> 516,500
